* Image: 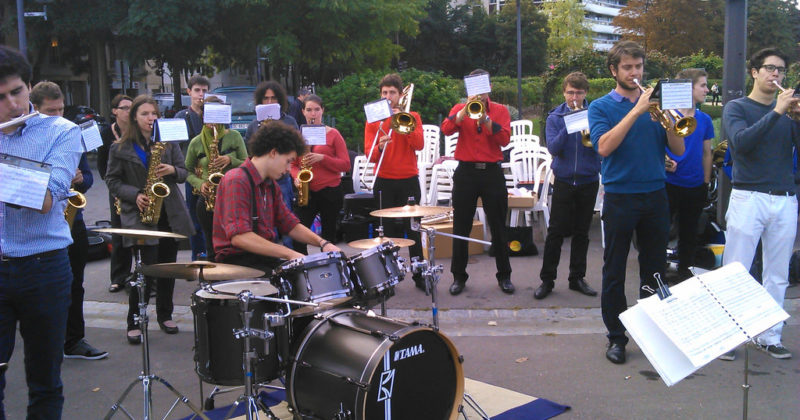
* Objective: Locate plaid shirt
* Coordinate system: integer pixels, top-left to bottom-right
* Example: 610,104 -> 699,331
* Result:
213,158 -> 299,261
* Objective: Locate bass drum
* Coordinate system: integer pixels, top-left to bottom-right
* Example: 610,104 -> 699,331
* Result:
287,309 -> 464,420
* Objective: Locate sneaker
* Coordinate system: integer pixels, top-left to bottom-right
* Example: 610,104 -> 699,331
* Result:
718,349 -> 736,361
64,339 -> 108,360
756,343 -> 792,359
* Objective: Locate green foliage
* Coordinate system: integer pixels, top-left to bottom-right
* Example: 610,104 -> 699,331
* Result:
644,51 -> 679,81
487,76 -> 543,108
677,51 -> 724,79
495,1 -> 549,76
748,0 -> 800,63
542,0 -> 593,60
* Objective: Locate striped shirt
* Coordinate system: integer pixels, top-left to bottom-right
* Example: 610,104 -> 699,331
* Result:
0,109 -> 82,257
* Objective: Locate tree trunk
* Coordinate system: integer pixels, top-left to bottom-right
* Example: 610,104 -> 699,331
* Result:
89,40 -> 110,119
171,64 -> 183,112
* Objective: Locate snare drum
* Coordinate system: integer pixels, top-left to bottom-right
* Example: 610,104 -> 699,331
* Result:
191,280 -> 284,386
287,309 -> 464,420
273,251 -> 353,316
349,242 -> 406,302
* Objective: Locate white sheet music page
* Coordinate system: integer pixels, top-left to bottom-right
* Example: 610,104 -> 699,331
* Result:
255,104 -> 281,122
154,119 -> 189,142
79,120 -> 103,152
301,125 -> 326,146
564,110 -> 589,134
364,99 -> 392,124
203,103 -> 232,124
660,79 -> 693,110
0,155 -> 51,210
464,74 -> 491,97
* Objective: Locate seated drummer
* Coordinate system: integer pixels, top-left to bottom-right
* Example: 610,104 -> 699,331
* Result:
212,120 -> 341,274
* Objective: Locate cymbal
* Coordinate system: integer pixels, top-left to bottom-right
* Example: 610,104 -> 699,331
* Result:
348,237 -> 416,249
94,228 -> 187,240
139,261 -> 266,281
370,205 -> 453,218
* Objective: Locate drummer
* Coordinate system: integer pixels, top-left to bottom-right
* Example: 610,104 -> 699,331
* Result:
213,120 -> 341,275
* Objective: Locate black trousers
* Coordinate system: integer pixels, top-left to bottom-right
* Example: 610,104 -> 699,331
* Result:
601,190 -> 669,345
196,196 -> 215,262
108,192 -> 132,286
373,176 -> 423,260
539,180 -> 599,284
293,184 -> 344,255
66,219 -> 88,349
126,213 -> 178,330
451,163 -> 511,282
666,182 -> 706,271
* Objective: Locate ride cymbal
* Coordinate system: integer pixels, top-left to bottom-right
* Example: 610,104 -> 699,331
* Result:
347,237 -> 416,249
94,228 -> 187,241
139,261 -> 266,281
370,205 -> 453,218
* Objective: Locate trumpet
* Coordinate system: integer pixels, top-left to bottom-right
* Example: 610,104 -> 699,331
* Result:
466,97 -> 486,120
63,190 -> 86,229
572,101 -> 593,148
772,81 -> 800,121
633,79 -> 697,137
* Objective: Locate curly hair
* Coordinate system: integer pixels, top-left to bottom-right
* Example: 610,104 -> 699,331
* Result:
254,81 -> 288,112
248,120 -> 305,158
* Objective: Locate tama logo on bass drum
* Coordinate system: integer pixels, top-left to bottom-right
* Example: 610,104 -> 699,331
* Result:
393,344 -> 425,362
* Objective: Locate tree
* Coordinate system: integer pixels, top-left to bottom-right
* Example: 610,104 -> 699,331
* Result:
494,0 -> 549,76
747,0 -> 800,62
541,0 -> 593,61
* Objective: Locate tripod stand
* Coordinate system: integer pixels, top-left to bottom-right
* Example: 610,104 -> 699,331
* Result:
105,244 -> 208,420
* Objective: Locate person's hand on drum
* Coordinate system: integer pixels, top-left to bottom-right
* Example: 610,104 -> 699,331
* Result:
321,242 -> 341,252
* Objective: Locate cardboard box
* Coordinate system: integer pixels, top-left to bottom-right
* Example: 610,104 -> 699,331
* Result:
477,195 -> 536,209
421,220 -> 484,259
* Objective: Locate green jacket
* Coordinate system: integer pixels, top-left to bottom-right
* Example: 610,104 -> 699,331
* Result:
184,127 -> 248,191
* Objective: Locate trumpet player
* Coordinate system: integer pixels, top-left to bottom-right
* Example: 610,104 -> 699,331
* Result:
534,72 -> 601,300
30,81 -> 107,360
587,41 -> 685,365
720,48 -> 800,361
291,94 -> 350,255
364,73 -> 424,285
185,96 -> 248,262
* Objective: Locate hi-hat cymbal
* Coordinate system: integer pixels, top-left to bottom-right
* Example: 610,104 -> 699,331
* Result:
139,261 -> 266,281
94,228 -> 187,240
348,237 -> 416,249
370,205 -> 453,218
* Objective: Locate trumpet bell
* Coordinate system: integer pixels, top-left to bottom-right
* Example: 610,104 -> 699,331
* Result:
674,116 -> 697,137
391,112 -> 416,135
466,100 -> 485,120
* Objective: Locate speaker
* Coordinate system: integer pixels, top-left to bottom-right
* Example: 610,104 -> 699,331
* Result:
489,226 -> 538,257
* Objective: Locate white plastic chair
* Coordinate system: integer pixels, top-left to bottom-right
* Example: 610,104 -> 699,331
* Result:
444,133 -> 458,157
427,160 -> 458,206
352,155 -> 376,193
509,147 -> 552,231
511,119 -> 533,137
531,162 -> 553,240
419,124 -> 441,165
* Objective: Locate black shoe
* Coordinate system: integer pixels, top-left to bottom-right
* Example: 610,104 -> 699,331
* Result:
108,282 -> 124,293
127,330 -> 142,345
158,320 -> 179,334
534,282 -> 553,300
449,280 -> 466,296
64,339 -> 109,360
606,343 -> 626,364
569,279 -> 598,296
498,279 -> 515,294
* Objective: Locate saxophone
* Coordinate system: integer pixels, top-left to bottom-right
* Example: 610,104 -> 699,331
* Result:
204,126 -> 224,211
296,119 -> 314,207
140,141 -> 171,225
63,190 -> 86,229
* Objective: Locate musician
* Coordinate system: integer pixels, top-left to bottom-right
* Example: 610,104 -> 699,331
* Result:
291,94 -> 350,254
213,120 -> 341,275
288,87 -> 310,126
720,48 -> 800,360
30,81 -> 108,360
535,72 -> 601,300
99,94 -> 134,293
176,75 -> 211,261
184,96 -> 248,262
106,95 -> 195,344
364,73 -> 424,287
0,46 -> 82,419
440,69 -> 514,296
664,68 -> 714,283
588,41 -> 685,364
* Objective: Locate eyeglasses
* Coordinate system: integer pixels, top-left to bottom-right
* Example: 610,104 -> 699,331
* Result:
116,106 -> 131,111
761,65 -> 787,75
564,90 -> 586,96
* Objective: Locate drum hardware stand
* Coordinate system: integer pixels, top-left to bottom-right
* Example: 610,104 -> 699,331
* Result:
458,392 -> 490,420
105,244 -> 209,420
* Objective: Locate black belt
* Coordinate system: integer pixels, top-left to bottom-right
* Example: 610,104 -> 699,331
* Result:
767,190 -> 795,196
0,248 -> 63,263
459,161 -> 500,170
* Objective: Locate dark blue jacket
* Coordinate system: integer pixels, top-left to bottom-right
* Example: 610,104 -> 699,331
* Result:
545,101 -> 601,185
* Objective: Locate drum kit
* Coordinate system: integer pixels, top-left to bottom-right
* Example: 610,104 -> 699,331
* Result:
96,203 -> 491,420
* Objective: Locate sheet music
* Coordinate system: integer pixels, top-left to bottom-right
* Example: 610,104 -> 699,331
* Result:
660,79 -> 693,110
364,99 -> 392,124
79,120 -> 103,152
154,119 -> 189,142
203,103 -> 232,124
0,155 -> 51,210
301,125 -> 326,146
464,73 -> 491,97
256,104 -> 281,122
563,110 -> 589,134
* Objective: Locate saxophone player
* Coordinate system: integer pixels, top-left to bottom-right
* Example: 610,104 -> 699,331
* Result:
185,96 -> 248,262
291,94 -> 351,254
106,95 -> 195,344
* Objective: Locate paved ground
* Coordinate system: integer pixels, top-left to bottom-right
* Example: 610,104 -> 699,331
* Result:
3,166 -> 799,419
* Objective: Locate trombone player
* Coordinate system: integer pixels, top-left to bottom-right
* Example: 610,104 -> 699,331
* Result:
363,73 -> 425,287
534,72 -> 601,300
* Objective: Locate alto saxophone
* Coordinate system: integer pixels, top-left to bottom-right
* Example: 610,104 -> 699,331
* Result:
296,119 -> 314,207
63,189 -> 86,229
204,126 -> 224,211
140,141 -> 171,225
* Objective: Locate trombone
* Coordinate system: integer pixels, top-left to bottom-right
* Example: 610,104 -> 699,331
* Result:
360,84 -> 416,191
772,81 -> 800,121
633,79 -> 697,137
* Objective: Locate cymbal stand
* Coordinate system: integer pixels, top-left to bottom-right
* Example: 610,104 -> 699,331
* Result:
105,244 -> 209,420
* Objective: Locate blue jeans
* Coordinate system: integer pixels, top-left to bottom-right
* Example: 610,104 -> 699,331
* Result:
0,248 -> 72,420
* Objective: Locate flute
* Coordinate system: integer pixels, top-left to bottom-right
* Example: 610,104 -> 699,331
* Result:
0,112 -> 39,130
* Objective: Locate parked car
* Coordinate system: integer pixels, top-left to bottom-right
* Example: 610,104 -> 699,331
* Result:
64,105 -> 109,132
153,93 -> 191,118
212,86 -> 256,135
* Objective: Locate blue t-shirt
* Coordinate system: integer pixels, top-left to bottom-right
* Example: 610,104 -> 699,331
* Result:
588,90 -> 668,194
666,110 -> 714,188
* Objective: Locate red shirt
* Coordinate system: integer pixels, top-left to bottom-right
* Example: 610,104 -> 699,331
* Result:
441,99 -> 510,162
291,127 -> 351,192
213,158 -> 300,261
363,111 -> 424,179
